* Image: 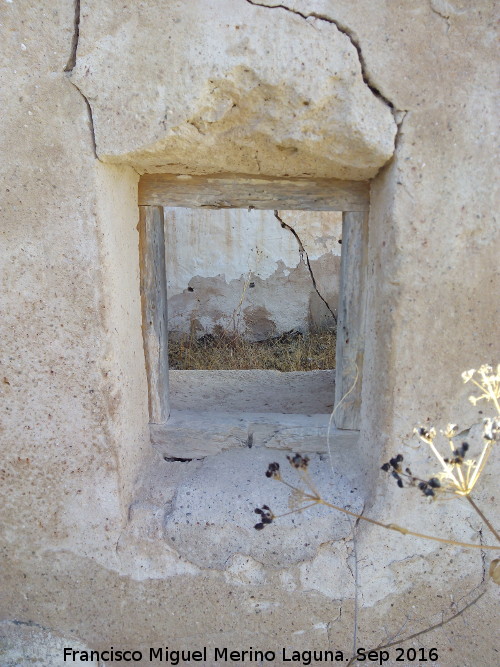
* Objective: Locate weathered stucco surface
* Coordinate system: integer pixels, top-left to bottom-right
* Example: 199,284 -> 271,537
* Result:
165,208 -> 341,339
1,0 -> 499,665
71,1 -> 396,179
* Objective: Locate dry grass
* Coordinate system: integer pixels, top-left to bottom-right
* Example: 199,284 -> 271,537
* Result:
168,328 -> 336,371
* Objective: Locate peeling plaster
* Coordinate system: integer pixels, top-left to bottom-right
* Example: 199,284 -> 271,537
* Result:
165,208 -> 341,339
273,210 -> 337,323
161,448 -> 364,570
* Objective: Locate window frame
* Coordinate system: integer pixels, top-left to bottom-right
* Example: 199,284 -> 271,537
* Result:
138,173 -> 369,454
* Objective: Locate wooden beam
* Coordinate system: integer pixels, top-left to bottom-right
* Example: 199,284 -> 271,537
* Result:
138,206 -> 169,424
151,411 -> 360,459
334,211 -> 369,430
138,173 -> 369,211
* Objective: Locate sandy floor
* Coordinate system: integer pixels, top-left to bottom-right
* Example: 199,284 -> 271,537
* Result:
169,369 -> 335,414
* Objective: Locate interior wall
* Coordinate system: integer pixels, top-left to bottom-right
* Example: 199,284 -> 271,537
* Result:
165,208 -> 342,340
1,1 -> 499,663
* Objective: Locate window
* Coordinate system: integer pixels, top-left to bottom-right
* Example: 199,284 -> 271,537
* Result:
138,174 -> 368,458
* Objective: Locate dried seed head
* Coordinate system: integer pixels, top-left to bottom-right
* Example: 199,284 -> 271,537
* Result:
265,462 -> 281,479
389,455 -> 404,472
253,505 -> 274,530
418,479 -> 438,498
483,417 -> 500,442
444,423 -> 458,438
287,453 -> 310,470
462,369 -> 475,383
414,426 -> 437,443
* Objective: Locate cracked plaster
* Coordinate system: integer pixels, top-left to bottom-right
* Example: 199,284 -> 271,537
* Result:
245,0 -> 396,110
165,208 -> 342,339
165,208 -> 341,339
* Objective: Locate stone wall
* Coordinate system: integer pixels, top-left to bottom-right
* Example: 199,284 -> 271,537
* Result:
165,208 -> 342,340
1,1 -> 499,665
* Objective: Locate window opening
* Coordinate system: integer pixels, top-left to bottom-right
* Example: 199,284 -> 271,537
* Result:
165,206 -> 341,417
138,174 -> 368,457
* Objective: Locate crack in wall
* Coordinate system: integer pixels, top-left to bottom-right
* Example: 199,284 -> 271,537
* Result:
64,0 -> 80,73
431,12 -> 451,31
8,619 -> 47,630
429,0 -> 454,27
163,456 -> 202,463
62,0 -> 99,160
70,82 -> 99,160
478,527 -> 487,585
273,210 -> 337,325
245,0 -> 397,112
393,110 -> 408,152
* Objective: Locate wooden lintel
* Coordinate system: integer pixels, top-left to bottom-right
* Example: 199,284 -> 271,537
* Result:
150,411 -> 360,459
138,173 -> 369,211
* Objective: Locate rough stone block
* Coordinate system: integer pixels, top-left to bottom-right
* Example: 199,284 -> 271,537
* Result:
72,0 -> 396,178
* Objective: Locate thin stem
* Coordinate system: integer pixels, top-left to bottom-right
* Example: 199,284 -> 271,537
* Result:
468,376 -> 500,414
485,373 -> 500,413
316,498 -> 498,550
277,477 -> 306,493
467,442 -> 492,492
492,393 -> 500,414
274,502 -> 321,519
427,439 -> 460,488
455,456 -> 466,489
465,460 -> 473,489
476,370 -> 500,413
298,468 -> 320,497
466,494 -> 500,543
346,588 -> 487,666
349,517 -> 360,658
274,477 -> 498,550
469,376 -> 489,396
